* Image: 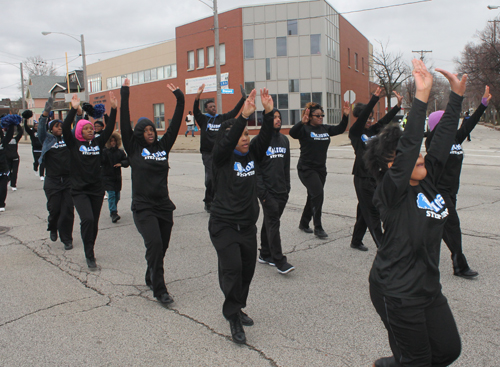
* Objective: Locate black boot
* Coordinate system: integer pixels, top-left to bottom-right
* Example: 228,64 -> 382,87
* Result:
452,253 -> 478,278
228,315 -> 246,344
373,356 -> 397,367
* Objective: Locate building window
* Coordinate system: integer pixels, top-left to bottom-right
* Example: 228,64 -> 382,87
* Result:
165,65 -> 172,78
244,82 -> 255,95
277,37 -> 287,56
266,58 -> 271,80
311,34 -> 321,55
348,48 -> 351,67
362,57 -> 365,73
106,79 -> 112,90
151,68 -> 157,81
300,93 -> 311,108
188,51 -> 195,70
132,72 -> 139,85
270,94 -> 277,108
220,43 -> 226,65
290,110 -> 300,125
289,79 -> 299,92
144,69 -> 151,82
278,94 -> 288,109
312,92 -> 322,105
157,67 -> 164,79
207,46 -> 214,67
153,103 -> 165,130
244,40 -> 254,59
197,48 -> 204,68
355,53 -> 358,71
287,19 -> 298,35
88,74 -> 101,93
171,64 -> 177,78
279,110 -> 289,125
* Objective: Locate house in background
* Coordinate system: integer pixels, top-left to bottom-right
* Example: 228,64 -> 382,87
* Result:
26,75 -> 66,121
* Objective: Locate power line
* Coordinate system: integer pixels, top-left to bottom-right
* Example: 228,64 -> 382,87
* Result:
340,0 -> 432,15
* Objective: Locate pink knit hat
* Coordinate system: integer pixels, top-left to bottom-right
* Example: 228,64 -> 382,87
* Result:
75,119 -> 94,141
428,110 -> 445,132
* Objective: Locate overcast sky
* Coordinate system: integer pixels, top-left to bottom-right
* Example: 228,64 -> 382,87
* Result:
1,0 -> 498,100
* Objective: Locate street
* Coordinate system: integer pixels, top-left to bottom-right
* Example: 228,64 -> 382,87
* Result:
1,124 -> 499,367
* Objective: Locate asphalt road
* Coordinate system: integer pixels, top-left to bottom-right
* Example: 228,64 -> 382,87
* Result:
1,125 -> 499,366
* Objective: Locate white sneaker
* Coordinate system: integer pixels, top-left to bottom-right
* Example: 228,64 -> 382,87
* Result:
11,187 -> 17,191
0,207 -> 5,212
104,194 -> 108,200
40,176 -> 45,181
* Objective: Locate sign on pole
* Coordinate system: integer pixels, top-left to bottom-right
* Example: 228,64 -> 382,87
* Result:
185,73 -> 229,94
344,90 -> 356,104
221,89 -> 234,94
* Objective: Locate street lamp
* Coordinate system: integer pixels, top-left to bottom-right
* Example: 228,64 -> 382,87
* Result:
42,31 -> 88,102
487,5 -> 500,9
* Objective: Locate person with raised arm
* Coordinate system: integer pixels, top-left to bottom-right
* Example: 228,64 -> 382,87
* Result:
349,89 -> 403,251
38,97 -> 75,250
424,85 -> 491,278
364,60 -> 464,367
209,88 -> 273,345
290,101 -> 350,238
22,111 -> 45,180
4,120 -> 23,191
193,83 -> 246,213
120,78 -> 185,305
62,92 -> 117,269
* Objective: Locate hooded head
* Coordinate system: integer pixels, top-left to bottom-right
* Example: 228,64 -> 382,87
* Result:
428,110 -> 445,132
134,117 -> 157,146
106,131 -> 122,149
75,119 -> 94,142
272,108 -> 282,131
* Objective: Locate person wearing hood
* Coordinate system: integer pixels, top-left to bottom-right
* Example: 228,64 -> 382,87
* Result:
3,120 -> 23,191
254,108 -> 294,274
23,113 -> 45,180
119,78 -> 184,305
348,88 -> 403,251
101,132 -> 129,223
38,97 -> 75,250
62,92 -> 117,269
193,83 -> 246,213
290,101 -> 350,239
424,86 -> 491,279
209,88 -> 273,345
0,118 -> 16,211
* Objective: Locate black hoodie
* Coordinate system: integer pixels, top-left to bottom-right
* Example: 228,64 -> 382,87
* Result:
120,85 -> 185,213
0,125 -> 15,174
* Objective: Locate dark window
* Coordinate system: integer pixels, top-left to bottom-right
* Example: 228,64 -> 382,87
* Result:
300,93 -> 311,108
310,34 -> 321,54
278,94 -> 288,109
312,92 -> 322,105
290,110 -> 300,125
279,110 -> 289,125
244,82 -> 255,95
355,53 -> 358,71
348,48 -> 350,67
277,37 -> 287,56
244,40 -> 254,59
289,79 -> 299,92
266,58 -> 271,80
287,19 -> 298,35
257,111 -> 263,126
270,94 -> 277,108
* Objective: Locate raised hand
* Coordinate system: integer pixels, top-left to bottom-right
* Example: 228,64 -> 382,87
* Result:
241,89 -> 257,118
109,91 -> 117,109
483,85 -> 492,105
71,94 -> 81,110
44,97 -> 54,113
412,59 -> 433,103
167,83 -> 179,92
302,108 -> 310,124
374,86 -> 382,97
123,78 -> 130,87
393,90 -> 403,107
260,88 -> 273,113
196,83 -> 205,99
435,68 -> 467,97
342,101 -> 350,116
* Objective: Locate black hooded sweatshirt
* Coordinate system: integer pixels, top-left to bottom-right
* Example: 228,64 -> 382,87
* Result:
101,146 -> 129,192
24,120 -> 42,151
0,125 -> 15,174
3,125 -> 23,160
193,97 -> 245,153
62,108 -> 116,195
120,85 -> 185,213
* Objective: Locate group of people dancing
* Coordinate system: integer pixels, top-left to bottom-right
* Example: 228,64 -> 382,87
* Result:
0,58 -> 491,365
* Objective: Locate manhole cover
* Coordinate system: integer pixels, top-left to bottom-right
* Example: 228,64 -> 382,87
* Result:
0,226 -> 10,235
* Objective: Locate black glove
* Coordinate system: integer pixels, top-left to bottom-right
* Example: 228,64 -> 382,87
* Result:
44,97 -> 54,113
240,84 -> 247,99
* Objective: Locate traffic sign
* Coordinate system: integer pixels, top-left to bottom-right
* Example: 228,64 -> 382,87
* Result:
221,89 -> 234,94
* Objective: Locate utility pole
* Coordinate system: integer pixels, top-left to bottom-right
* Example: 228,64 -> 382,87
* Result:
80,34 -> 89,102
412,50 -> 432,61
19,63 -> 26,109
213,0 -> 222,113
488,20 -> 500,42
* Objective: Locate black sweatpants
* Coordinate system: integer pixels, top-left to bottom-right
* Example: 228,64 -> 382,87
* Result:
201,151 -> 214,205
33,151 -> 44,176
0,174 -> 9,208
298,168 -> 326,229
209,217 -> 257,320
8,157 -> 19,188
72,193 -> 104,259
351,176 -> 383,248
259,192 -> 288,267
441,192 -> 462,256
133,209 -> 173,298
370,285 -> 461,367
44,176 -> 74,244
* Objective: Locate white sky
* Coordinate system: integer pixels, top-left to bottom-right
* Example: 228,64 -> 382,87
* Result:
1,0 -> 498,100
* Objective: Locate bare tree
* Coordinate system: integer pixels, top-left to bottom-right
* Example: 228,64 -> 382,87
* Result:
24,55 -> 58,77
371,40 -> 411,109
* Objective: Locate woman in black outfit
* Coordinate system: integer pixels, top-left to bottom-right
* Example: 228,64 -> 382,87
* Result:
290,101 -> 350,238
119,79 -> 184,305
209,89 -> 273,344
4,123 -> 23,191
63,93 -> 117,269
39,97 -> 75,250
364,59 -> 464,367
0,117 -> 17,211
23,113 -> 45,180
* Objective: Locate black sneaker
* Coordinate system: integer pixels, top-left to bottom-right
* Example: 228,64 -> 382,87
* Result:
373,356 -> 396,367
86,258 -> 97,269
229,316 -> 246,344
350,242 -> 368,251
277,262 -> 295,274
314,228 -> 328,238
298,224 -> 313,233
258,256 -> 275,266
239,311 -> 254,326
63,242 -> 73,250
50,230 -> 58,242
111,213 -> 120,223
157,292 -> 174,305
